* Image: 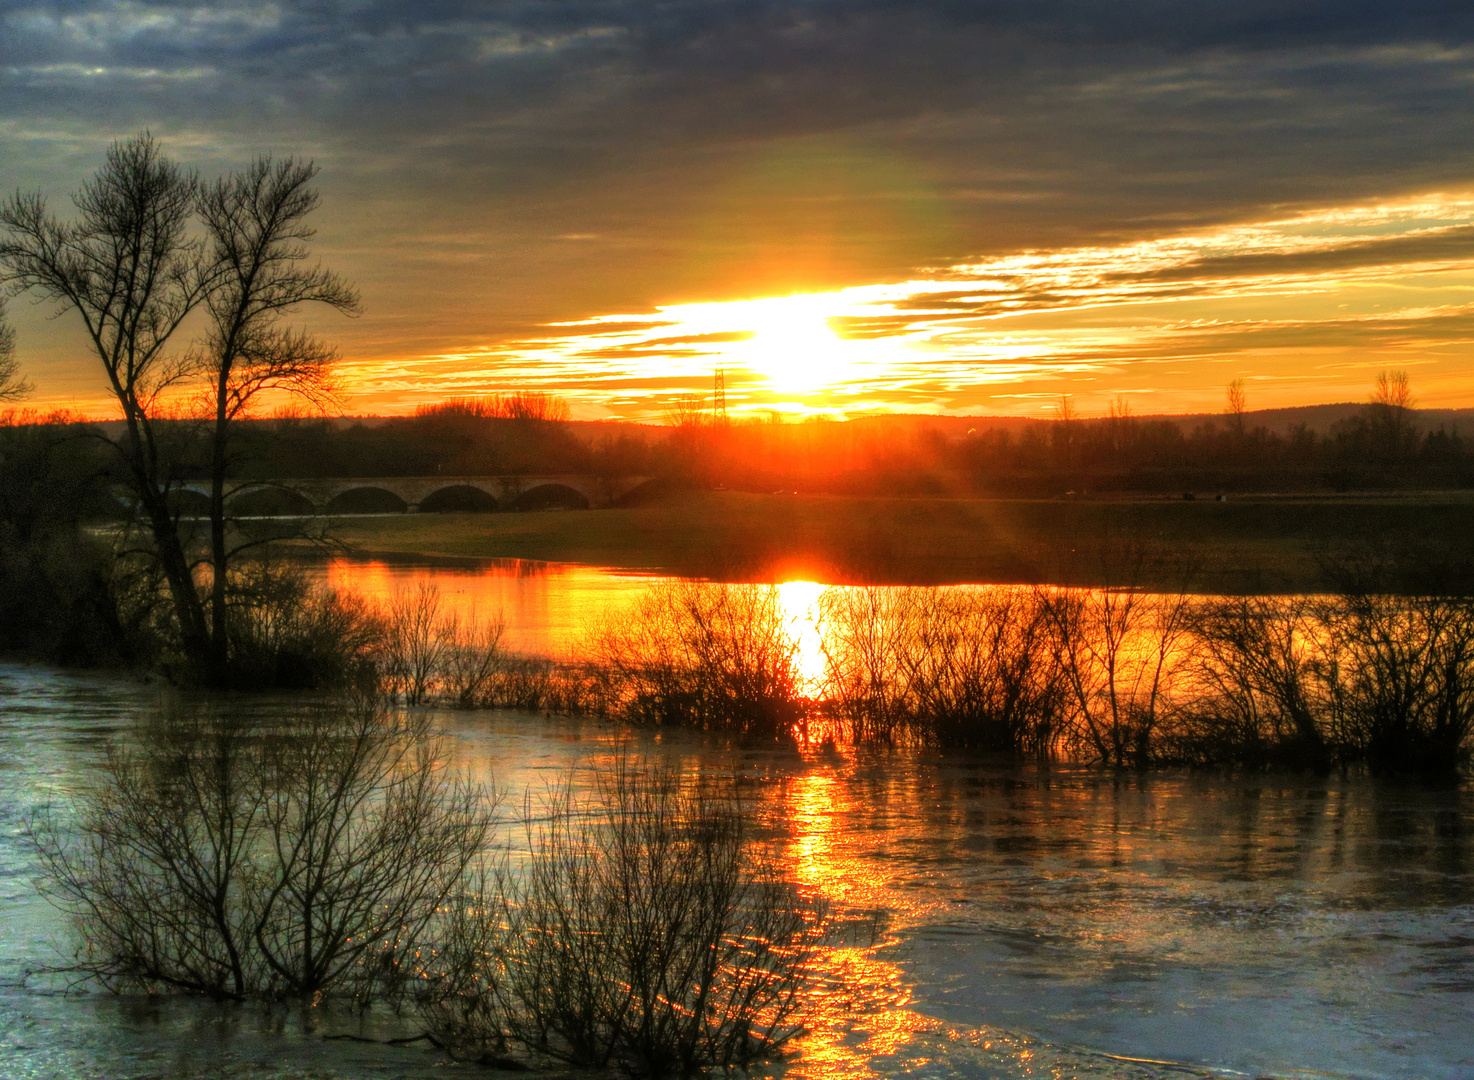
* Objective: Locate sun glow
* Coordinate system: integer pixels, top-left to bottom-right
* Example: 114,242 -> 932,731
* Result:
777,579 -> 828,691
315,187 -> 1474,421
732,295 -> 857,393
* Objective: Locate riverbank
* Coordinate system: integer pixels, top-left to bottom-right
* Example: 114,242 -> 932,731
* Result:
323,490 -> 1474,592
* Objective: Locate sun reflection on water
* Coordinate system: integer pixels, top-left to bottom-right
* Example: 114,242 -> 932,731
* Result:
780,770 -> 932,1080
777,580 -> 828,694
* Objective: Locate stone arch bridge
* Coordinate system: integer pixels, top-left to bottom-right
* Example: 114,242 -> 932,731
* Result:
171,474 -> 653,514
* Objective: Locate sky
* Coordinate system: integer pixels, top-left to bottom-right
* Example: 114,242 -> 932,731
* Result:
7,2 -> 1474,421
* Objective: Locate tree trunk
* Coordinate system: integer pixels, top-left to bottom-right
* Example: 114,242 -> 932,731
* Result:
137,479 -> 214,676
210,389 -> 231,681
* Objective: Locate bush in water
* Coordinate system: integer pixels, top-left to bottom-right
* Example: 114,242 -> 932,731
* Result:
417,759 -> 830,1075
379,582 -> 457,705
223,561 -> 383,689
369,583 -> 608,715
193,570 -> 1474,777
1175,595 -> 1332,769
819,586 -> 1063,754
1168,593 -> 1474,775
31,703 -> 830,1076
593,581 -> 804,740
28,695 -> 490,1001
1040,585 -> 1197,769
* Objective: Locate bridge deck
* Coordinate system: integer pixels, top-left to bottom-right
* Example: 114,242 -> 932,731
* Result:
159,474 -> 653,512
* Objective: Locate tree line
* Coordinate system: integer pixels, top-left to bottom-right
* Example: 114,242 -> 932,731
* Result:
14,371 -> 1459,499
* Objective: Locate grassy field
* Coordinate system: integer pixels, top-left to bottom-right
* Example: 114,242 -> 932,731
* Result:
318,490 -> 1474,592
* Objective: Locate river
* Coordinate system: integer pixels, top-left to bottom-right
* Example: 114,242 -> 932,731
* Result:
1,559 -> 1471,1080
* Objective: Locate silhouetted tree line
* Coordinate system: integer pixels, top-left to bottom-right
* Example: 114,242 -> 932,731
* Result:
231,405 -> 651,480
675,407 -> 1472,497
34,394 -> 1457,499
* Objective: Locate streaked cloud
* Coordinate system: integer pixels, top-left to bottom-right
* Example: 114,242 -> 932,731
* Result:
324,192 -> 1474,418
7,2 -> 1474,418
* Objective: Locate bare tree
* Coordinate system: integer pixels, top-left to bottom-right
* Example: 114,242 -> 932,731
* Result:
493,390 -> 570,421
0,136 -> 357,682
415,392 -> 571,422
0,134 -> 215,662
1107,395 -> 1132,456
1368,369 -> 1416,460
195,157 -> 359,672
1051,394 -> 1078,469
0,299 -> 31,402
664,394 -> 711,429
1371,369 -> 1414,412
1226,378 -> 1246,436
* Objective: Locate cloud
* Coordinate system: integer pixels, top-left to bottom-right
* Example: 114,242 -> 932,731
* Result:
9,2 -> 1474,415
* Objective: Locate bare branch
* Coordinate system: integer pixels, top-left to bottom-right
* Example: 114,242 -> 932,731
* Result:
0,299 -> 29,402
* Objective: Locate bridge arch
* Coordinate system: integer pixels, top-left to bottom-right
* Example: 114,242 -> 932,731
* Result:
418,484 -> 500,513
324,486 -> 409,515
167,488 -> 212,518
230,486 -> 316,517
513,483 -> 591,511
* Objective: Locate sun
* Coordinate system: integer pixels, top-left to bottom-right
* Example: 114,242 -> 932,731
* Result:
733,296 -> 856,393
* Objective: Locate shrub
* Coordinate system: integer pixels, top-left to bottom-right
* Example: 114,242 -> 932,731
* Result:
1321,593 -> 1474,775
819,586 -> 1062,754
29,696 -> 491,1002
419,759 -> 829,1075
1175,595 -> 1330,769
442,615 -> 508,708
593,582 -> 803,740
1040,585 -> 1195,768
814,587 -> 914,745
379,582 -> 457,705
224,561 -> 382,689
1173,593 -> 1474,775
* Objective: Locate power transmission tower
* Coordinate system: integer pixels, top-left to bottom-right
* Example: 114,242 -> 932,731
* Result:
713,368 -> 727,424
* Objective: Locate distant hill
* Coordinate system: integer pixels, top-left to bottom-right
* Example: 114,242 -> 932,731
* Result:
81,402 -> 1474,445
841,403 -> 1474,440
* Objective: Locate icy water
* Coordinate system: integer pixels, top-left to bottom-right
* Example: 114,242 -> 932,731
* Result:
2,560 -> 1473,1080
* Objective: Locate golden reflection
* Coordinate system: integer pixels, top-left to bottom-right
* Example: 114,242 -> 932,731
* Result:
789,947 -> 938,1080
786,772 -> 839,894
777,580 -> 829,693
319,558 -> 657,658
782,771 -> 934,1079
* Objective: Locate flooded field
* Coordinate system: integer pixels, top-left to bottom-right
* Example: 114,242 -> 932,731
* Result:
2,560 -> 1472,1080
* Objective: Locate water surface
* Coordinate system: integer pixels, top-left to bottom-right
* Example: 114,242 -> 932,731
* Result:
2,560 -> 1472,1080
